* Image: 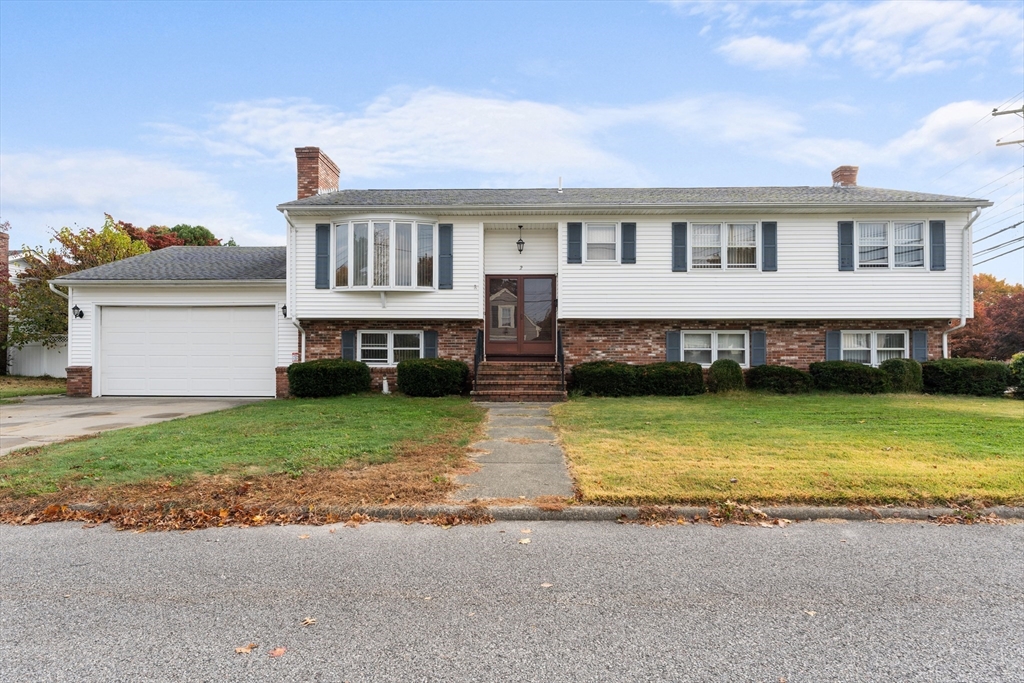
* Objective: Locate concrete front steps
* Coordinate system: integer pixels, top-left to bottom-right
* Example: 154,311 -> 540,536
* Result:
471,361 -> 567,402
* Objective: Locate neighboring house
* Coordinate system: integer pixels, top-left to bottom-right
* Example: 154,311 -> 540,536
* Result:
52,247 -> 291,397
5,245 -> 69,378
56,146 -> 991,400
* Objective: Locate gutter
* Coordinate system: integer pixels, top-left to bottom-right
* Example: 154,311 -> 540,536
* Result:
48,282 -> 69,299
48,279 -> 286,286
283,209 -> 306,362
942,209 -> 982,358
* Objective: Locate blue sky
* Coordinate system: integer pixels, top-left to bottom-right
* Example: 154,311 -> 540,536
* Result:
2,0 -> 1022,282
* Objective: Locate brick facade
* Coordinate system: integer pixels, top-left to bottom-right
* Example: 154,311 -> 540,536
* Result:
559,319 -> 949,370
275,366 -> 290,398
301,319 -> 481,391
66,366 -> 93,397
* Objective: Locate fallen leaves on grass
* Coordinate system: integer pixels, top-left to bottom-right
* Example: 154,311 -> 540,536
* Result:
235,643 -> 257,655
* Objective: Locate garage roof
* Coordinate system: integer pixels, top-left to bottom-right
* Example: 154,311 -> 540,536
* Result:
53,246 -> 286,283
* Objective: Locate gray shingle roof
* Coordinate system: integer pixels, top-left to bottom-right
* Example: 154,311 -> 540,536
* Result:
55,246 -> 286,282
278,186 -> 989,209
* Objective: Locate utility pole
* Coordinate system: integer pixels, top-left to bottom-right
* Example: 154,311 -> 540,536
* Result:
992,104 -> 1023,146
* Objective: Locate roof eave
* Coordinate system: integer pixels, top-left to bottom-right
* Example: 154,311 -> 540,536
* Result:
50,278 -> 286,286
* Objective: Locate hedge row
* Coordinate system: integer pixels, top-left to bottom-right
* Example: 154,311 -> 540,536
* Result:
287,358 -> 468,398
570,357 -> 1017,397
396,358 -> 468,397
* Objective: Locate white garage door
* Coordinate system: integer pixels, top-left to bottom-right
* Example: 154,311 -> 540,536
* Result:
100,306 -> 276,397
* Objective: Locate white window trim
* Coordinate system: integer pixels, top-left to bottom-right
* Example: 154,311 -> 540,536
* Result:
333,219 -> 438,291
854,220 -> 928,271
356,330 -> 424,366
680,330 -> 750,368
582,221 -> 619,263
840,329 -> 909,366
689,221 -> 761,271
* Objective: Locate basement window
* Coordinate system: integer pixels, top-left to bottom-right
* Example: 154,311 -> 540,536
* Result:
358,331 -> 424,365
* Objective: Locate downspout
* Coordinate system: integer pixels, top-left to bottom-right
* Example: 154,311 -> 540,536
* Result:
48,282 -> 69,300
283,210 -> 306,362
942,209 -> 981,358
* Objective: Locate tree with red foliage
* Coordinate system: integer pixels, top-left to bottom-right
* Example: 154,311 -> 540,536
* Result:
949,274 -> 1024,360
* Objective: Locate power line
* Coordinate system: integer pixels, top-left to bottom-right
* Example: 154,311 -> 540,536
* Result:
974,244 -> 1024,266
973,204 -> 1024,232
964,166 -> 1024,197
973,235 -> 1024,257
969,91 -> 1024,127
974,221 -> 1024,243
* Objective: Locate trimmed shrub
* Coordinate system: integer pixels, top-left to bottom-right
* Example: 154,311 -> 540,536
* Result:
1009,352 -> 1024,399
879,358 -> 923,393
397,358 -> 469,397
922,358 -> 1010,397
570,361 -> 642,397
287,359 -> 371,398
641,362 -> 705,396
745,364 -> 814,394
809,361 -> 891,394
707,359 -> 744,393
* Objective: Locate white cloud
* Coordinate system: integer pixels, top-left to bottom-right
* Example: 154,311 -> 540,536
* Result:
0,151 -> 277,246
717,35 -> 811,70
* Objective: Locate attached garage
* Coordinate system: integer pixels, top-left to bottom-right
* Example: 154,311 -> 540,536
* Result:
53,246 -> 296,398
100,306 -> 277,397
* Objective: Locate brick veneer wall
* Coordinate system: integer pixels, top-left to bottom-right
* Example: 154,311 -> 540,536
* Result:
275,366 -> 290,398
559,319 -> 949,370
300,319 -> 481,391
66,366 -> 93,397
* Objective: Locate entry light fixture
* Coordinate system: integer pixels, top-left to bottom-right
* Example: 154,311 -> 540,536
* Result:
282,304 -> 288,318
71,305 -> 84,319
516,225 -> 525,254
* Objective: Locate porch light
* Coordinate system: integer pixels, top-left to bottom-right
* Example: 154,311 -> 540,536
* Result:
282,304 -> 288,318
516,225 -> 525,254
71,305 -> 84,319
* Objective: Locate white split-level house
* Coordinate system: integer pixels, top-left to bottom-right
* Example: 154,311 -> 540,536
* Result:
54,147 -> 990,399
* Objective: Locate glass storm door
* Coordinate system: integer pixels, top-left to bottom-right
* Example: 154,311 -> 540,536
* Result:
486,275 -> 556,358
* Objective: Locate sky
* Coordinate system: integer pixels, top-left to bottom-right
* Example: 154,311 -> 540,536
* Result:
1,0 -> 1022,283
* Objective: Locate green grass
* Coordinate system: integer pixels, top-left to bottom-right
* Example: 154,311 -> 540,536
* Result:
0,395 -> 484,497
552,393 -> 1024,506
0,375 -> 67,400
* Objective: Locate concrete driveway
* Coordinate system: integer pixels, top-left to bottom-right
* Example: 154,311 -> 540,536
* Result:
0,395 -> 264,455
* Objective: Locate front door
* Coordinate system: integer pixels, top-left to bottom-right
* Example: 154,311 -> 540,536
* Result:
486,275 -> 556,359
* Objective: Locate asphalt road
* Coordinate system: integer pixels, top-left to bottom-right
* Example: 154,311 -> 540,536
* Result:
1,520 -> 1022,682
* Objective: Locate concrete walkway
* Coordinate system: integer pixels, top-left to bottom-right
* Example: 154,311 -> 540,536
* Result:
0,395 -> 263,455
452,402 -> 574,500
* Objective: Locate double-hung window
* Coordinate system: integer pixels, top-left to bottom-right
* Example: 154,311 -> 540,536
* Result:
857,221 -> 925,269
841,330 -> 908,366
681,331 -> 749,366
358,331 -> 423,365
336,220 -> 435,288
585,222 -> 617,261
692,223 -> 757,269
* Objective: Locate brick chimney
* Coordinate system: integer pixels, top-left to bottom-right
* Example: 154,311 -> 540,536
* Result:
831,165 -> 859,187
295,147 -> 340,200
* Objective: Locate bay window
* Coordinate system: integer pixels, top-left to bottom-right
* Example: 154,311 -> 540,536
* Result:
335,220 -> 435,288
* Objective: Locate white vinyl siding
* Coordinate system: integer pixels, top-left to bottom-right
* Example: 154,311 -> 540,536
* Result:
557,213 -> 966,319
842,330 -> 908,366
681,330 -> 748,367
357,330 -> 423,366
483,226 -> 557,275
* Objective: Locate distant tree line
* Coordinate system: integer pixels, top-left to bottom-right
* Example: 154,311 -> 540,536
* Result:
949,273 -> 1023,361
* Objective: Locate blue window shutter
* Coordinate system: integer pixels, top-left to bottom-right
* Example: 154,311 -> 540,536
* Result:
825,330 -> 842,361
912,330 -> 928,363
750,330 -> 767,366
438,224 -> 453,290
762,222 -> 778,272
567,222 -> 582,263
621,222 -> 636,264
672,222 -> 687,272
423,330 -> 438,358
315,224 -> 331,289
342,330 -> 356,360
666,331 -> 681,362
838,221 -> 854,271
929,220 -> 946,271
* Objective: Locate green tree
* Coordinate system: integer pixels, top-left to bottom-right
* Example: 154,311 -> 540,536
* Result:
170,224 -> 220,246
3,217 -> 149,348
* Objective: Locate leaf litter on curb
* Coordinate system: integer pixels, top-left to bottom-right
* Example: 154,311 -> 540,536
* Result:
301,617 -> 316,626
234,643 -> 257,655
268,647 -> 287,658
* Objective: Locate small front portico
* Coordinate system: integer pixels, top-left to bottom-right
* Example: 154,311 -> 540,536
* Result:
482,222 -> 558,361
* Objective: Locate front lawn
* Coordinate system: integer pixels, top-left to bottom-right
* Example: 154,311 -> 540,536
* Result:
0,375 -> 67,400
0,395 -> 484,508
553,393 -> 1023,506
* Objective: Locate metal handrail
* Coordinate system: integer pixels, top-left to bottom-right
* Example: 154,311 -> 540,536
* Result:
556,329 -> 565,392
473,329 -> 484,392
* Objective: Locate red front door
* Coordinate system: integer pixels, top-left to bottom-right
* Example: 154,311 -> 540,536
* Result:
485,275 -> 556,359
